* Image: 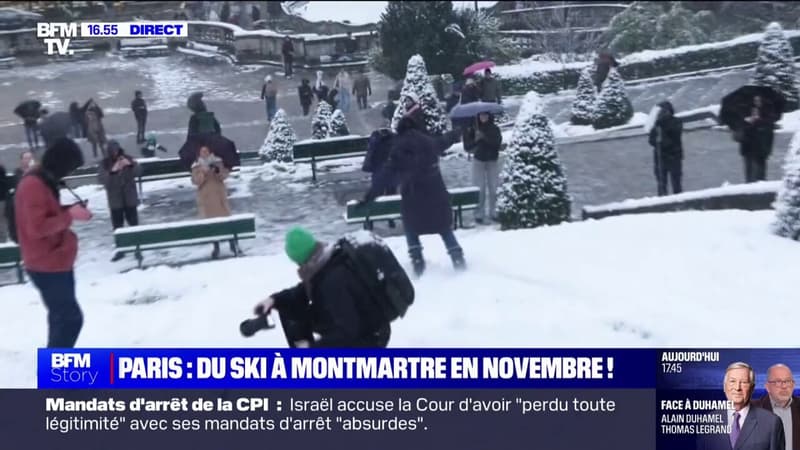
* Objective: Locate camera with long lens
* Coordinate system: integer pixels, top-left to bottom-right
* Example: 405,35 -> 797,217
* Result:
240,313 -> 276,337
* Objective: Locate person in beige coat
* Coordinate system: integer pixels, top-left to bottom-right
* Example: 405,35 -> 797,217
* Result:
191,145 -> 239,259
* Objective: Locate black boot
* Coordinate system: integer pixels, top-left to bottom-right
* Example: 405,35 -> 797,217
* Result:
450,249 -> 466,272
412,258 -> 426,277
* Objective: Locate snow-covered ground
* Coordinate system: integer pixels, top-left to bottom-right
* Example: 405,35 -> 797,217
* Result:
0,209 -> 796,387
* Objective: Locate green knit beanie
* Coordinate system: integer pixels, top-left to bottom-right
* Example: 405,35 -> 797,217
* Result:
285,227 -> 317,265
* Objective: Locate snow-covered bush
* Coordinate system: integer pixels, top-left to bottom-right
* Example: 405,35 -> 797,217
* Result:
497,92 -> 571,230
259,109 -> 296,162
391,54 -> 449,135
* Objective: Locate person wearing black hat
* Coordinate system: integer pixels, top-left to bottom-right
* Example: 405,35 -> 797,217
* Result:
14,138 -> 92,348
648,101 -> 683,196
131,90 -> 148,144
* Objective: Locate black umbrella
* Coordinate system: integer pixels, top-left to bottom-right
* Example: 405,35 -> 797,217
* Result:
39,112 -> 73,143
178,134 -> 240,171
13,100 -> 41,119
187,92 -> 205,112
720,85 -> 785,129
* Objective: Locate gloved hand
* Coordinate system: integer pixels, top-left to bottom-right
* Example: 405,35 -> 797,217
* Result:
253,297 -> 275,316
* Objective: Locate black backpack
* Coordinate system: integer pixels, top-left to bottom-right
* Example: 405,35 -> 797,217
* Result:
337,233 -> 414,322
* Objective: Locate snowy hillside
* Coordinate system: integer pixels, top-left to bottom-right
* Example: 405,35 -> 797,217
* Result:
0,209 -> 795,387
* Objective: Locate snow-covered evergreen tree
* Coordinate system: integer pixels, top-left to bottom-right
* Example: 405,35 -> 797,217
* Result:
607,1 -> 662,54
772,131 -> 800,239
391,54 -> 449,135
311,100 -> 333,139
592,68 -> 634,129
753,22 -> 799,112
497,92 -> 571,230
330,109 -> 350,136
651,2 -> 709,49
259,109 -> 296,162
570,67 -> 596,125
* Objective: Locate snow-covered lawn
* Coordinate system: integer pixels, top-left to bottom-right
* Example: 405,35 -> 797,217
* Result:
0,209 -> 796,387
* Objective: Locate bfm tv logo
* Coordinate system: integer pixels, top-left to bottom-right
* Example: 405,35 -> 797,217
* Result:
51,353 -> 99,385
37,23 -> 78,56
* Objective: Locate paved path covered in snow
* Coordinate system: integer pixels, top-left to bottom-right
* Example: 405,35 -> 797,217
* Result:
0,55 -> 396,168
0,56 -> 793,283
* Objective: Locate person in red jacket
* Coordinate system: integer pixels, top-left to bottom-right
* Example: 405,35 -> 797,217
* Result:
15,138 -> 92,348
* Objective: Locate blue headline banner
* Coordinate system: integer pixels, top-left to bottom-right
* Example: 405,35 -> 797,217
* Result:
38,348 -> 655,389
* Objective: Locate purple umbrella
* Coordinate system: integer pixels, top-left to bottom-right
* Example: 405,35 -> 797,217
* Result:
449,101 -> 505,120
463,61 -> 495,76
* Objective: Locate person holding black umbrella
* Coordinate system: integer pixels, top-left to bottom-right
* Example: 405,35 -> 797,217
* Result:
740,95 -> 778,183
14,138 -> 92,348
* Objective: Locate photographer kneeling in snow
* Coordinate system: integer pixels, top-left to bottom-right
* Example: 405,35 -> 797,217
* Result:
247,227 -> 413,348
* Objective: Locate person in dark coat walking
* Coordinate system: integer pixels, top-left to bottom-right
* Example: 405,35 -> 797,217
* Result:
68,102 -> 84,139
739,95 -> 777,183
353,72 -> 372,110
648,101 -> 684,196
362,117 -> 464,276
281,36 -> 294,79
3,151 -> 35,243
480,68 -> 502,104
15,138 -> 92,348
131,90 -> 147,144
18,106 -> 42,151
252,227 -> 391,348
298,78 -> 314,116
463,112 -> 503,223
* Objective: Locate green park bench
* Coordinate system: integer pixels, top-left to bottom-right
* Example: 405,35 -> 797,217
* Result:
64,157 -> 246,195
0,243 -> 24,284
113,214 -> 257,269
344,187 -> 480,231
293,136 -> 370,182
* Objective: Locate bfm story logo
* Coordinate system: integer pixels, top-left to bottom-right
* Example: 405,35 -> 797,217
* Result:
51,352 -> 99,385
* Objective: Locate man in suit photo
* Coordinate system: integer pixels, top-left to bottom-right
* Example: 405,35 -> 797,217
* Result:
699,362 -> 785,450
753,364 -> 799,450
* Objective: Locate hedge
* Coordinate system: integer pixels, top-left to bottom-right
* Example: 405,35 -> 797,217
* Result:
498,30 -> 800,96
